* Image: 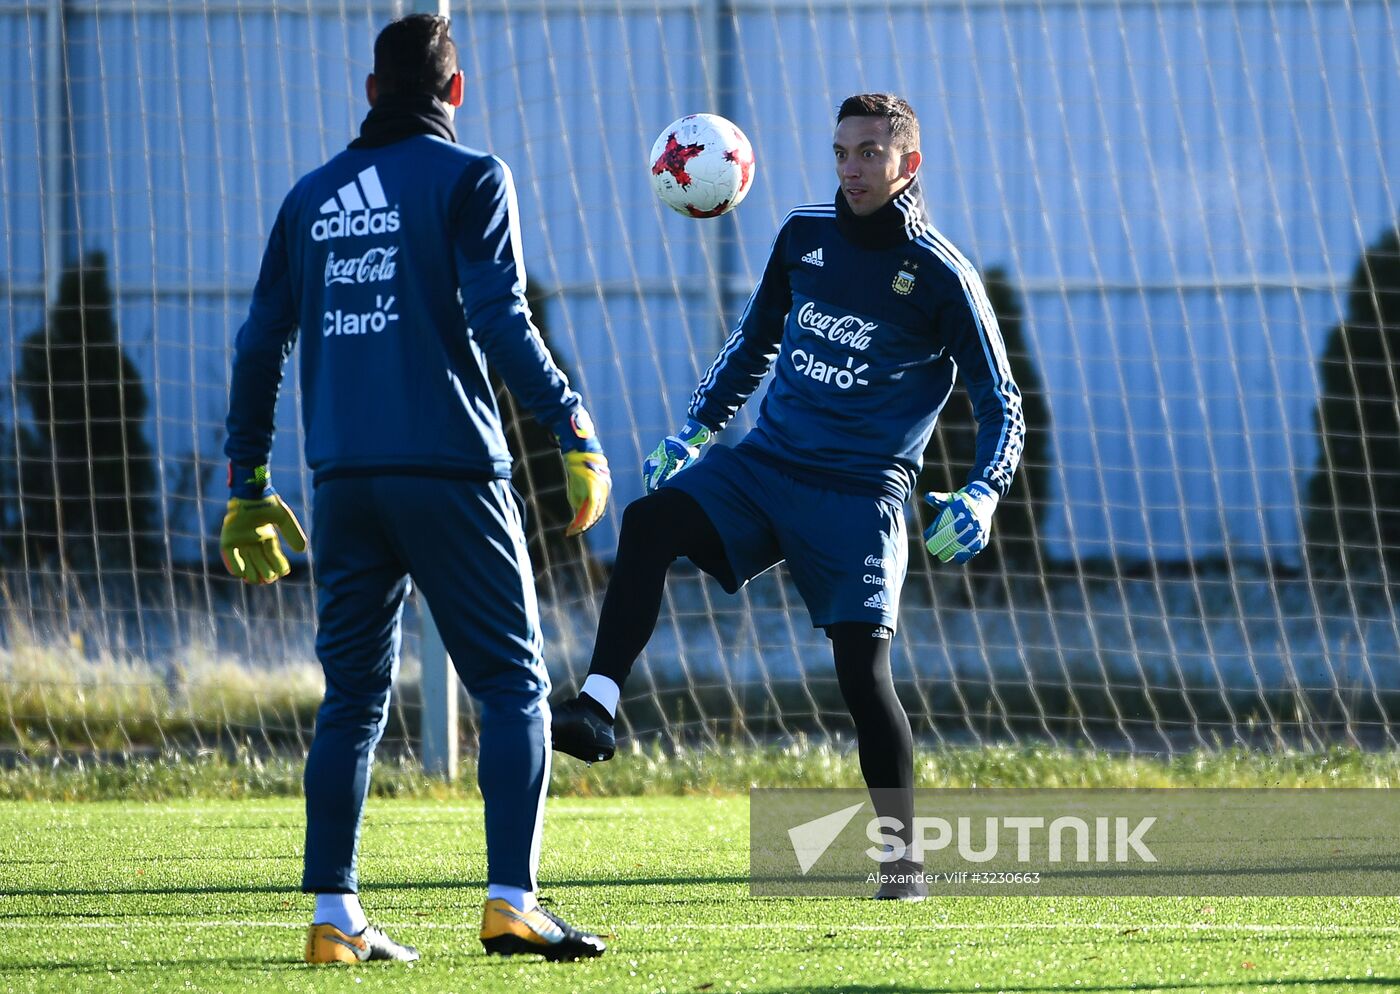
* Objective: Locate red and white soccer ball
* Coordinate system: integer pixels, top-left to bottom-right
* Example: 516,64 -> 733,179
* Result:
649,114 -> 756,218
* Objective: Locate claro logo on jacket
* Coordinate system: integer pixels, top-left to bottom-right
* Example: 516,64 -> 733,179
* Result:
311,166 -> 401,242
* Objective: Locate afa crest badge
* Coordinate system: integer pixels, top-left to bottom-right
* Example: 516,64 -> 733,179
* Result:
892,270 -> 916,295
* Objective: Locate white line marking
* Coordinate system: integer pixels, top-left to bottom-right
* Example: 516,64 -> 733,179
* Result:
0,921 -> 1395,934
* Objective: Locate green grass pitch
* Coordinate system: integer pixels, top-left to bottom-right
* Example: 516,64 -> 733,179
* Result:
0,796 -> 1395,993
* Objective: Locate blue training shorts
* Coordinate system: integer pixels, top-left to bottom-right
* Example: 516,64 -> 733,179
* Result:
663,444 -> 908,631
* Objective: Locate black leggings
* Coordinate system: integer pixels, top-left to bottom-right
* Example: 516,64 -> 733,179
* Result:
587,490 -> 915,842
586,487 -> 731,687
828,622 -> 916,847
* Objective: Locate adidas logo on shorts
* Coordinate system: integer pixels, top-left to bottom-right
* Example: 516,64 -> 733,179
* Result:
801,248 -> 824,267
863,589 -> 889,610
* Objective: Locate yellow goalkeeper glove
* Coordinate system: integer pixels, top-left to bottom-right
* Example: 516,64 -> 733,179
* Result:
220,494 -> 308,584
552,406 -> 611,538
563,451 -> 611,537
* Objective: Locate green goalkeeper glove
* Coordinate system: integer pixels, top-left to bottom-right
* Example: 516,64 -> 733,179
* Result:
220,493 -> 308,585
923,482 -> 998,564
643,419 -> 712,493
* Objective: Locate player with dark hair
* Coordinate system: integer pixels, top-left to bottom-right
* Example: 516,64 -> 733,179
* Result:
221,13 -> 609,964
552,92 -> 1024,901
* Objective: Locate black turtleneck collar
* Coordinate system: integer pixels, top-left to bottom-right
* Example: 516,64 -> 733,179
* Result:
349,93 -> 457,150
835,176 -> 930,250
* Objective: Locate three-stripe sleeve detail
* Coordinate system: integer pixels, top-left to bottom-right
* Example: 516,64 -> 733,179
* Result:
916,228 -> 1024,491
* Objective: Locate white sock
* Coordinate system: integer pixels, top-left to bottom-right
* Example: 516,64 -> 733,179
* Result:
580,674 -> 620,718
487,885 -> 537,911
314,892 -> 368,934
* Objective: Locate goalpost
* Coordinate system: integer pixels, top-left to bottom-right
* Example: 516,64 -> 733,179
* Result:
1,0 -> 1397,764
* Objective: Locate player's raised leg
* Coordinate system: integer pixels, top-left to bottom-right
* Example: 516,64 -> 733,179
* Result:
551,486 -> 737,762
551,476 -> 761,761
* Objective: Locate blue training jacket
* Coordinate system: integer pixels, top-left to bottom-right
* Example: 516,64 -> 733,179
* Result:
689,180 -> 1025,503
226,130 -> 586,488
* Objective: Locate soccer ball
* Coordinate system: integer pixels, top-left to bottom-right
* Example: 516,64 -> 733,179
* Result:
649,114 -> 756,218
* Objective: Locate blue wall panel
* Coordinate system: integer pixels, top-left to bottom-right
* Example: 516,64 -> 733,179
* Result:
724,0 -> 1396,564
0,12 -> 46,288
4,0 -> 1397,568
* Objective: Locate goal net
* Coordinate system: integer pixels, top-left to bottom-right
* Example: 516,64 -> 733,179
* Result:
2,0 -> 1397,760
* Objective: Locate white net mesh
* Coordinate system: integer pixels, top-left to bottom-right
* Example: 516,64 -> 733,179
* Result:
1,0 -> 1397,758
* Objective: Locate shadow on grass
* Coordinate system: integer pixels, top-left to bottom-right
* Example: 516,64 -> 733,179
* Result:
0,956 -> 291,974
0,854 -> 298,867
0,873 -> 752,901
0,883 -> 292,899
718,980 -> 1400,994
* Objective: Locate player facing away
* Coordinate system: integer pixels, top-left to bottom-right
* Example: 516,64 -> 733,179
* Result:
221,14 -> 610,964
552,93 -> 1024,901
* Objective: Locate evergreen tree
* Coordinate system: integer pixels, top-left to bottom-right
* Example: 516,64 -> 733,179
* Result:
0,389 -> 19,563
1306,220 -> 1400,586
911,266 -> 1052,593
15,252 -> 159,579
